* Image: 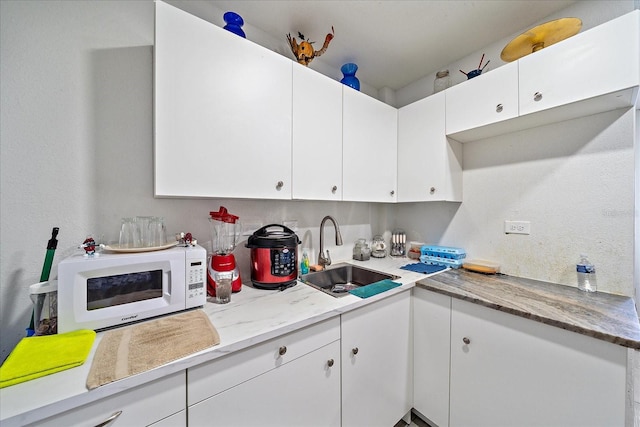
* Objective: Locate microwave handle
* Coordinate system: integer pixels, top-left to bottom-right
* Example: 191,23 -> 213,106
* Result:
165,270 -> 171,296
94,410 -> 122,427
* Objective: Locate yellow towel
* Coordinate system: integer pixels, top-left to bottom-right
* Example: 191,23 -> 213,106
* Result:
0,329 -> 96,388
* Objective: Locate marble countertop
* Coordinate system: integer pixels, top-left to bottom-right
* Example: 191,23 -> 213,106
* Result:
417,269 -> 640,350
0,257 -> 427,426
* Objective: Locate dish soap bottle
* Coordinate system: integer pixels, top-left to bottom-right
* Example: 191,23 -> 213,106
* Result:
576,254 -> 597,292
300,251 -> 309,275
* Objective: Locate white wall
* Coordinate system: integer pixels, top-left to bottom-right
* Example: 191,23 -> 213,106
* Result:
0,0 -> 377,362
393,109 -> 635,294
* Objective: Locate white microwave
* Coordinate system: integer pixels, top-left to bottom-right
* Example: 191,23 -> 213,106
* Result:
57,244 -> 207,333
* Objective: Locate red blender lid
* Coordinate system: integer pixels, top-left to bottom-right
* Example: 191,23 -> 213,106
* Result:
209,206 -> 239,224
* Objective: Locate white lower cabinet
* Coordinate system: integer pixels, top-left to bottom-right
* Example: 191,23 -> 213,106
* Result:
341,291 -> 412,427
414,287 -> 628,427
412,288 -> 451,427
29,372 -> 186,427
150,410 -> 186,426
187,317 -> 341,427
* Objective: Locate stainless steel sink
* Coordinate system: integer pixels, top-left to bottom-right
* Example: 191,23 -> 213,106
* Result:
300,263 -> 400,298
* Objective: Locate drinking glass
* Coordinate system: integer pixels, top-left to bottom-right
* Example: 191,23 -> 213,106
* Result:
214,272 -> 233,304
135,216 -> 154,247
119,217 -> 141,248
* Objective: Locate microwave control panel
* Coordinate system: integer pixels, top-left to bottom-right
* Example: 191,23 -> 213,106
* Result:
186,249 -> 207,307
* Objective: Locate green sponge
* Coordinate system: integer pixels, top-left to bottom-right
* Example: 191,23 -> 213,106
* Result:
348,279 -> 401,299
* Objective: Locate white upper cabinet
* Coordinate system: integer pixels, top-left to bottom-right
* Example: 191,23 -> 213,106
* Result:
398,92 -> 462,202
342,88 -> 398,202
445,61 -> 519,136
519,10 -> 639,116
447,10 -> 639,143
292,64 -> 343,200
154,1 -> 292,199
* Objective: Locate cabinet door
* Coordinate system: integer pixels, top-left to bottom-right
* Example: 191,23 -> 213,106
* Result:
188,341 -> 341,427
292,64 -> 343,200
30,372 -> 186,427
449,298 -> 627,427
341,291 -> 412,427
413,288 -> 451,427
155,2 -> 292,199
445,61 -> 519,135
398,92 -> 462,202
519,10 -> 639,116
342,88 -> 398,202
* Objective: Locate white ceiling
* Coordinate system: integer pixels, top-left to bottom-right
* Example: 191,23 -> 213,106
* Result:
180,0 -> 577,90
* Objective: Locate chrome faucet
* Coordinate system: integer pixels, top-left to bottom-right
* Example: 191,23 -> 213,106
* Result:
318,215 -> 343,269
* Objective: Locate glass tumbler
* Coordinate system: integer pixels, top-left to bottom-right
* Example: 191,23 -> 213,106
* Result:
119,217 -> 141,248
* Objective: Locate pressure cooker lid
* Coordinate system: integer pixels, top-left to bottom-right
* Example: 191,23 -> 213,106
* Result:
246,224 -> 301,248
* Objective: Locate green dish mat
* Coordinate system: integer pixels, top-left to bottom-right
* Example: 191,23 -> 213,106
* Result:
348,279 -> 401,299
0,329 -> 96,388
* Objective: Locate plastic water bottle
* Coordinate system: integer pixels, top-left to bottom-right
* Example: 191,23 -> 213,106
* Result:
577,254 -> 597,292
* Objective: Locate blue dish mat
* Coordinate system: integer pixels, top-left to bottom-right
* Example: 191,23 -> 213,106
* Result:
400,263 -> 447,274
349,279 -> 401,299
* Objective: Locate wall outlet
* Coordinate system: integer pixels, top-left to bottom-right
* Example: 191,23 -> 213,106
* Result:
504,220 -> 531,235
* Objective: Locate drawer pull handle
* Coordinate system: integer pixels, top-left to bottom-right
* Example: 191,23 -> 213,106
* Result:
352,347 -> 359,355
278,346 -> 287,356
276,181 -> 284,190
332,185 -> 338,194
496,103 -> 503,113
463,337 -> 471,345
327,358 -> 335,367
94,411 -> 123,427
533,92 -> 542,102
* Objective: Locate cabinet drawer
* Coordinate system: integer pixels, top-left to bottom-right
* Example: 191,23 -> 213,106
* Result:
189,340 -> 341,427
188,316 -> 340,405
29,372 -> 185,427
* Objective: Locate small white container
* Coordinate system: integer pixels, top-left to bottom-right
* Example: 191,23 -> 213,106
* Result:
29,280 -> 58,335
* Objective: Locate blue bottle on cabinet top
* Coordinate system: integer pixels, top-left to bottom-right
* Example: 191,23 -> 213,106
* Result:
223,12 -> 246,38
340,63 -> 360,91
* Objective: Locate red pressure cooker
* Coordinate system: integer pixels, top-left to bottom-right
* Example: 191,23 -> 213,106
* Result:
245,224 -> 301,290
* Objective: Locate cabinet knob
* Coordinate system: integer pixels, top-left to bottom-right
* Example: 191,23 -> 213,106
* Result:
331,185 -> 338,194
352,347 -> 359,355
276,181 -> 284,190
278,346 -> 287,356
462,337 -> 471,345
496,103 -> 503,113
533,92 -> 543,102
327,358 -> 335,367
430,187 -> 436,194
390,190 -> 395,196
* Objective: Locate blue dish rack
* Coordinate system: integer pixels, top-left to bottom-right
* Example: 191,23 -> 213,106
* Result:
420,245 -> 466,269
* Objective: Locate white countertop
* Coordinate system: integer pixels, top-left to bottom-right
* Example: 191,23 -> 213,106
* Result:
1,257 -> 435,426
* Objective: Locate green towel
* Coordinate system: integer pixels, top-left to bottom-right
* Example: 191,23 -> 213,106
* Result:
348,279 -> 401,299
0,329 -> 96,388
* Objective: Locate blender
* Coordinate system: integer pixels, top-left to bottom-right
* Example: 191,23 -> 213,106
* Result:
207,207 -> 242,296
